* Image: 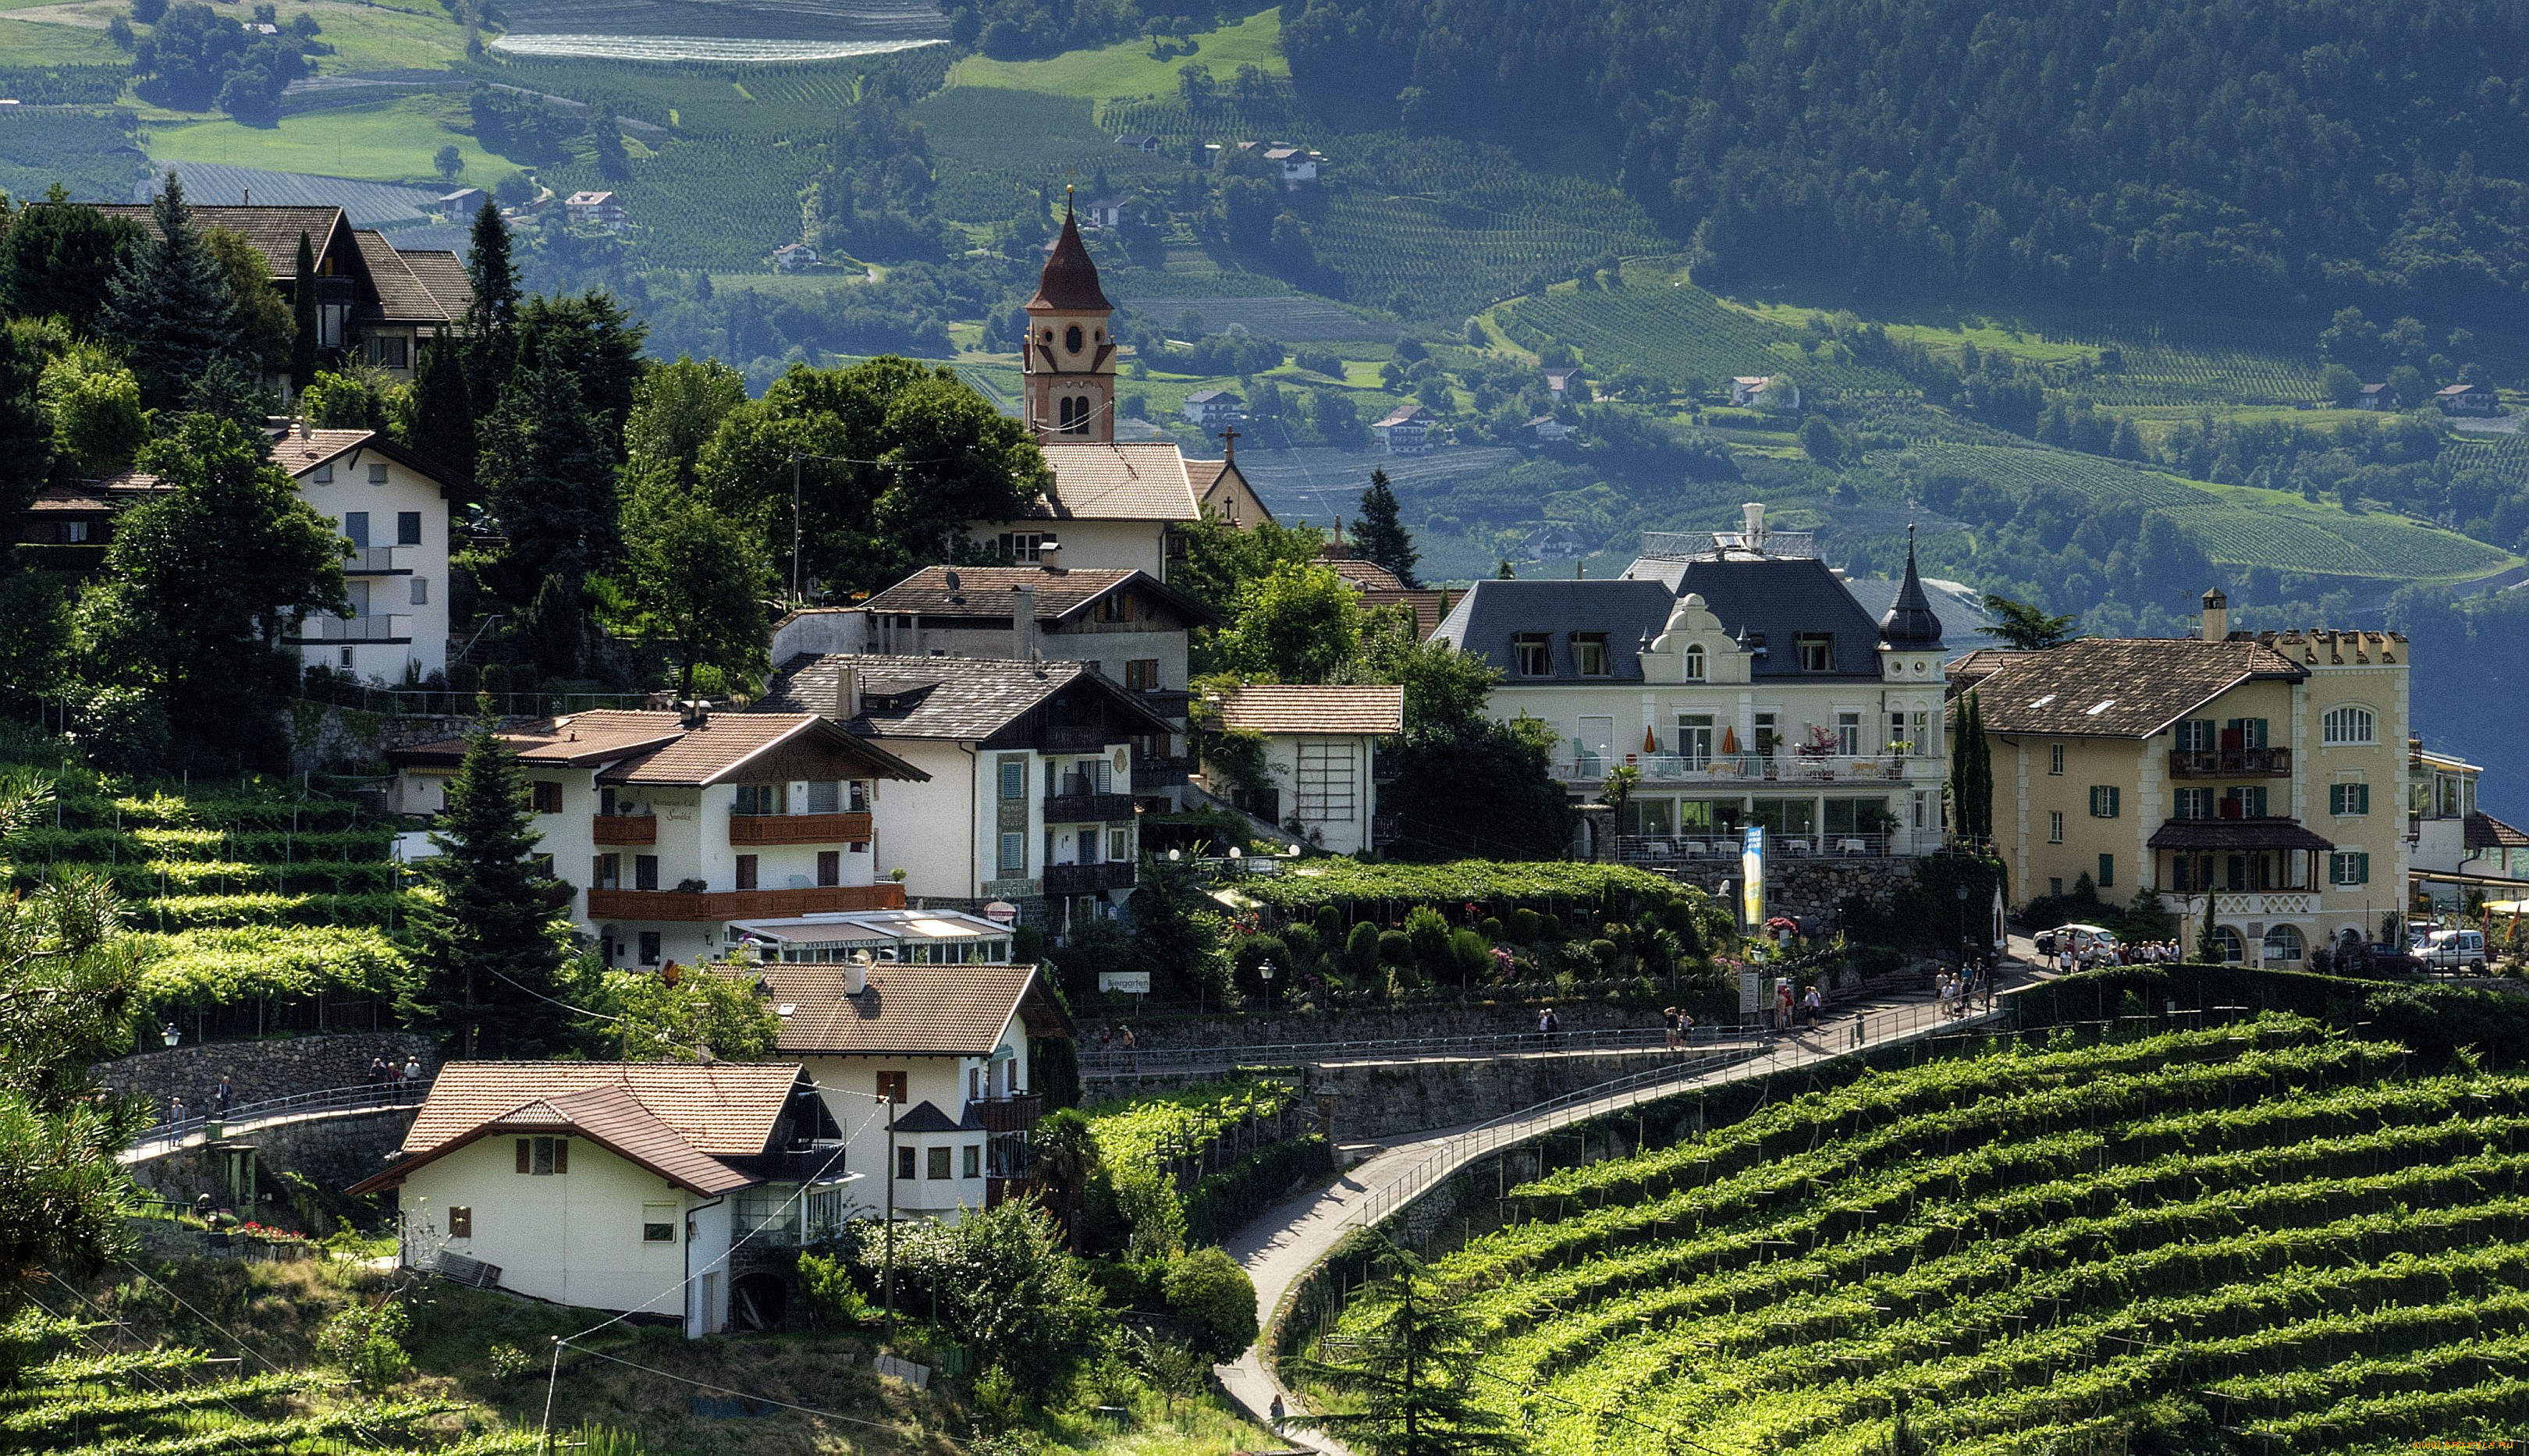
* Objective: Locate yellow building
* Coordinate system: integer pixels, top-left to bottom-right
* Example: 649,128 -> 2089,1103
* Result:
1959,591 -> 2410,964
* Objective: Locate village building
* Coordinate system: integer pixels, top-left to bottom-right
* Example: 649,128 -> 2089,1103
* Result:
1728,375 -> 1798,408
769,242 -> 819,272
1959,589 -> 2411,965
350,1062 -> 846,1337
385,708 -> 926,968
2434,382 -> 2502,417
2354,382 -> 2398,410
2406,741 -> 2529,903
1433,505 -> 1952,858
1372,403 -> 1434,455
1200,684 -> 1402,854
1182,389 -> 1245,428
564,190 -> 627,229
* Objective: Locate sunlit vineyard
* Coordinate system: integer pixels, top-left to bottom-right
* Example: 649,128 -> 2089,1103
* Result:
1508,283 -> 1916,395
1312,1016 -> 2529,1455
2040,311 -> 2331,406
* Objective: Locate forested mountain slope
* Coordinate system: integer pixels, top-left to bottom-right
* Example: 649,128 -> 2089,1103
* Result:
1282,0 -> 2529,326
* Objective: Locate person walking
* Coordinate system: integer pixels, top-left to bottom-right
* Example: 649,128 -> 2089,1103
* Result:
214,1076 -> 233,1117
368,1057 -> 387,1086
1121,1026 -> 1137,1072
1662,1006 -> 1681,1050
1804,984 -> 1824,1028
166,1095 -> 186,1138
1538,1005 -> 1560,1046
403,1055 -> 422,1089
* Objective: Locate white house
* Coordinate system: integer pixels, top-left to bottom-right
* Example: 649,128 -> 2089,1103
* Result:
385,708 -> 929,968
565,190 -> 626,229
1432,505 -> 1952,857
1527,414 -> 1570,443
1728,375 -> 1798,408
770,243 -> 819,272
261,427 -> 456,684
2409,741 -> 2529,904
1183,389 -> 1245,428
350,1062 -> 847,1338
1373,403 -> 1433,456
736,955 -> 1071,1221
753,654 -> 1181,925
1263,146 -> 1322,187
1082,194 -> 1142,229
1204,684 -> 1402,854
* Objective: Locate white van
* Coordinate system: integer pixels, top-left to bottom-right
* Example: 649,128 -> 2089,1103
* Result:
2413,929 -> 2487,972
2054,923 -> 2122,966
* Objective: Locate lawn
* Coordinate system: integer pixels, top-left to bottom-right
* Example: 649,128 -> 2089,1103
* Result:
950,7 -> 1285,102
0,11 -> 121,65
145,96 -> 506,187
293,0 -> 471,74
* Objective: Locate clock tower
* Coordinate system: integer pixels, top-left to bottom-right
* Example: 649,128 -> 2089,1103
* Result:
1022,196 -> 1117,444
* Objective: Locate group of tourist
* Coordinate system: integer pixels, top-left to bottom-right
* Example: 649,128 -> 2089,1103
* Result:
1937,961 -> 1995,1017
2035,935 -> 2187,971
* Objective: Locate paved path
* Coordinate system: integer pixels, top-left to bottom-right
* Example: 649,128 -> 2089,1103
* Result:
1210,984 -> 2012,1451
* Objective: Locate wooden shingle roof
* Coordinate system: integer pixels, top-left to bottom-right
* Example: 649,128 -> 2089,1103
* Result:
89,202 -> 347,279
1215,684 -> 1404,736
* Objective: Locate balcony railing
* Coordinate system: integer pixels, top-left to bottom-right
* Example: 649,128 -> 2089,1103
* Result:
289,613 -> 411,644
592,815 -> 656,845
585,883 -> 905,922
728,811 -> 872,845
1043,861 -> 1135,895
2169,747 -> 2294,778
1614,830 -> 1899,861
967,1094 -> 1042,1134
1042,726 -> 1114,755
343,546 -> 407,575
1132,757 -> 1192,791
1044,792 -> 1136,822
1554,752 -> 1928,787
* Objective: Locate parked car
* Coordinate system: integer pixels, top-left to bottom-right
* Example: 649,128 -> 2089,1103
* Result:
2361,944 -> 2428,975
2412,929 -> 2488,972
2053,922 -> 2122,967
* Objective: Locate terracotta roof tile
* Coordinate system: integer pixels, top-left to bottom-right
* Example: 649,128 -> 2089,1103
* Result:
401,1061 -> 803,1156
269,428 -> 379,476
385,710 -> 691,769
749,961 -> 1068,1056
1325,557 -> 1405,590
1018,443 -> 1199,521
758,654 -> 1175,741
2466,812 -> 2529,851
1215,684 -> 1403,736
1962,638 -> 2307,737
865,566 -> 1138,620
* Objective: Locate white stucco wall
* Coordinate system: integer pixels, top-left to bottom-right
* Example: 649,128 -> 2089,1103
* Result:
293,451 -> 449,683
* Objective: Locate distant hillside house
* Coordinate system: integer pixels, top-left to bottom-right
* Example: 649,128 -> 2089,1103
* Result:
565,190 -> 626,229
1182,389 -> 1245,428
1082,194 -> 1141,229
1263,146 -> 1323,188
1729,375 -> 1798,409
770,243 -> 819,272
2355,382 -> 2397,411
80,201 -> 469,385
1373,403 -> 1435,455
1543,367 -> 1580,397
1528,414 -> 1570,442
2435,382 -> 2500,416
435,187 -> 488,222
1114,133 -> 1158,152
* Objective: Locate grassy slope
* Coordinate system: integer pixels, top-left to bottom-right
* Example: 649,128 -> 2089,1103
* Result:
146,96 -> 506,186
949,8 -> 1288,104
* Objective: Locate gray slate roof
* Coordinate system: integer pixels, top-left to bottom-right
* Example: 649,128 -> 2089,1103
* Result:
1436,554 -> 1891,682
758,654 -> 1175,741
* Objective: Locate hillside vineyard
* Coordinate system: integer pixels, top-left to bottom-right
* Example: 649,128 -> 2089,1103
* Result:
1334,1016 -> 2529,1453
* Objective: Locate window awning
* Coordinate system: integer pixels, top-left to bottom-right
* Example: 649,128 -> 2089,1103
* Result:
2148,818 -> 2335,852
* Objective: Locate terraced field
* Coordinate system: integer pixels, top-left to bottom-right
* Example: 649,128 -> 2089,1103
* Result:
1320,1016 -> 2529,1455
1908,442 -> 2517,582
1506,282 -> 1916,396
4,775 -> 412,1027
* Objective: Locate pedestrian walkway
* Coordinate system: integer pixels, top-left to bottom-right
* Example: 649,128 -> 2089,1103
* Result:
119,1081 -> 428,1165
1212,985 -> 2009,1451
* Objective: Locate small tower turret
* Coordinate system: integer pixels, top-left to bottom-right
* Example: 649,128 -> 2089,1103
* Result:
1022,192 -> 1117,443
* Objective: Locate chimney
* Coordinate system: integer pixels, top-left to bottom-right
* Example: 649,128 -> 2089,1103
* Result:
844,951 -> 868,996
680,699 -> 709,729
1041,538 -> 1064,573
819,663 -> 861,721
2200,588 -> 2229,642
1012,583 -> 1039,661
1742,501 -> 1767,549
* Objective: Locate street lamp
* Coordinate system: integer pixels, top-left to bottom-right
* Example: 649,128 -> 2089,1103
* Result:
1955,882 -> 1972,968
162,1022 -> 181,1049
1259,958 -> 1275,1012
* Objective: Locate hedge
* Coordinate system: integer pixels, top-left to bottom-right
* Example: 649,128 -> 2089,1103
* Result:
1239,859 -> 1685,916
1186,1133 -> 1334,1246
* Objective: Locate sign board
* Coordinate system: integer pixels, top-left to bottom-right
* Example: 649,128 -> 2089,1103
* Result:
1740,825 -> 1765,926
1097,970 -> 1153,994
1739,968 -> 1763,1014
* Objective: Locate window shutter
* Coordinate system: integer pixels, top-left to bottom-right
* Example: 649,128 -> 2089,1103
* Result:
2357,852 -> 2371,884
516,1139 -> 531,1174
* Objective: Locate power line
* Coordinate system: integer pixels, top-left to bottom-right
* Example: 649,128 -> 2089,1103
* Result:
552,1343 -> 967,1447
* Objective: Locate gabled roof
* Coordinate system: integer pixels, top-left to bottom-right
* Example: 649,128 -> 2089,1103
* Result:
350,1061 -> 808,1196
397,249 -> 474,318
595,710 -> 928,786
757,655 -> 1177,741
746,960 -> 1071,1057
1185,389 -> 1241,405
88,201 -> 348,280
1963,638 -> 2307,738
1028,206 -> 1112,312
349,229 -> 455,325
2466,813 -> 2529,851
1324,556 -> 1405,590
1214,684 -> 1404,736
1017,443 -> 1200,522
863,565 -> 1211,628
1375,404 -> 1430,428
387,711 -> 689,770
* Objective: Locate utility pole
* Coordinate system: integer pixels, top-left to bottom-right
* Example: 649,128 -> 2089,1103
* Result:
883,1094 -> 897,1332
790,451 -> 804,604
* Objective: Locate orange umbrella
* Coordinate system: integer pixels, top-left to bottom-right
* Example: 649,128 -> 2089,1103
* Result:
1721,725 -> 1740,754
1643,725 -> 1660,752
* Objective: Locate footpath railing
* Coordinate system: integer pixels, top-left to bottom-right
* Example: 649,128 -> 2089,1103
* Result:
1082,1023 -> 1757,1080
1330,993 -> 2003,1234
133,1078 -> 431,1153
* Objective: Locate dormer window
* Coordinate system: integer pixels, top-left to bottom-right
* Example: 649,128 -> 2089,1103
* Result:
1572,634 -> 1611,677
1795,633 -> 1833,672
1512,634 -> 1550,676
1684,645 -> 1705,681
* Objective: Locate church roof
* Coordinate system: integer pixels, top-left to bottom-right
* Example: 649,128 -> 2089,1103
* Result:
1028,206 -> 1112,313
1878,531 -> 1945,648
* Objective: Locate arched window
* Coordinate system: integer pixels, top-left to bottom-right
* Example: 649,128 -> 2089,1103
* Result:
2210,925 -> 2244,963
1058,396 -> 1092,435
2261,924 -> 2305,964
1057,396 -> 1078,431
2322,706 -> 2376,745
1684,645 -> 1705,681
1064,324 -> 1084,353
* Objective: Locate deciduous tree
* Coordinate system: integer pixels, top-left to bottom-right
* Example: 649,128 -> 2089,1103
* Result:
617,459 -> 769,698
475,349 -> 615,605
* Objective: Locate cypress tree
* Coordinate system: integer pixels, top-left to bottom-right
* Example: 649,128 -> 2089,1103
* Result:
400,716 -> 576,1058
1966,691 -> 1994,840
2196,886 -> 2222,963
98,172 -> 240,411
1352,468 -> 1421,586
288,230 -> 318,396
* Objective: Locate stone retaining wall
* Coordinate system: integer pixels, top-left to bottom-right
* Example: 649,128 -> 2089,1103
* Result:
94,1032 -> 440,1116
1311,1048 -> 1709,1142
126,1106 -> 420,1219
1655,855 -> 1918,929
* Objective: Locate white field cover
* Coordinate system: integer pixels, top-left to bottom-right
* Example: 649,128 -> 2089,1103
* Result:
489,34 -> 947,61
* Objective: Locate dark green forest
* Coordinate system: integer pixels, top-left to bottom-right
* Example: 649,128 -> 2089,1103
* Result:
1280,0 -> 2529,326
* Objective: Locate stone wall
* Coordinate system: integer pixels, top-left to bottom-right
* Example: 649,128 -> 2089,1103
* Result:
94,1032 -> 440,1116
1655,855 -> 1919,930
1309,1048 -> 1706,1142
126,1106 -> 420,1218
1088,1000 -> 1666,1052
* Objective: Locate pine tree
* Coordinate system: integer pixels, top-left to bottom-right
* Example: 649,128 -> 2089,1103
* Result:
1283,1233 -> 1524,1456
405,327 -> 475,479
288,230 -> 318,396
1353,468 -> 1421,586
462,199 -> 520,417
98,172 -> 240,411
0,320 -> 51,534
400,716 -> 577,1058
476,349 -> 615,605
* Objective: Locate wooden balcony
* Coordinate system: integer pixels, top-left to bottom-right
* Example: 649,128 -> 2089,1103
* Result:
1043,792 -> 1136,822
968,1095 -> 1042,1134
592,815 -> 656,845
585,883 -> 904,922
728,811 -> 872,845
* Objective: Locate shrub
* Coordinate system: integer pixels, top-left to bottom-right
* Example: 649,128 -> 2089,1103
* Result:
1404,905 -> 1452,973
1233,933 -> 1290,1000
1511,907 -> 1543,943
486,1342 -> 534,1380
1378,929 -> 1416,969
1314,904 -> 1344,944
1162,1246 -> 1259,1361
797,1252 -> 869,1326
315,1300 -> 410,1393
1344,919 -> 1382,978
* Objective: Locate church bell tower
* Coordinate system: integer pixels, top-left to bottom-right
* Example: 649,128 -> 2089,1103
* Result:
1022,194 -> 1117,444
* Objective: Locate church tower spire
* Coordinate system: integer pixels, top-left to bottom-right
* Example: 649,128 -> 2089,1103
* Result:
1022,190 -> 1116,444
